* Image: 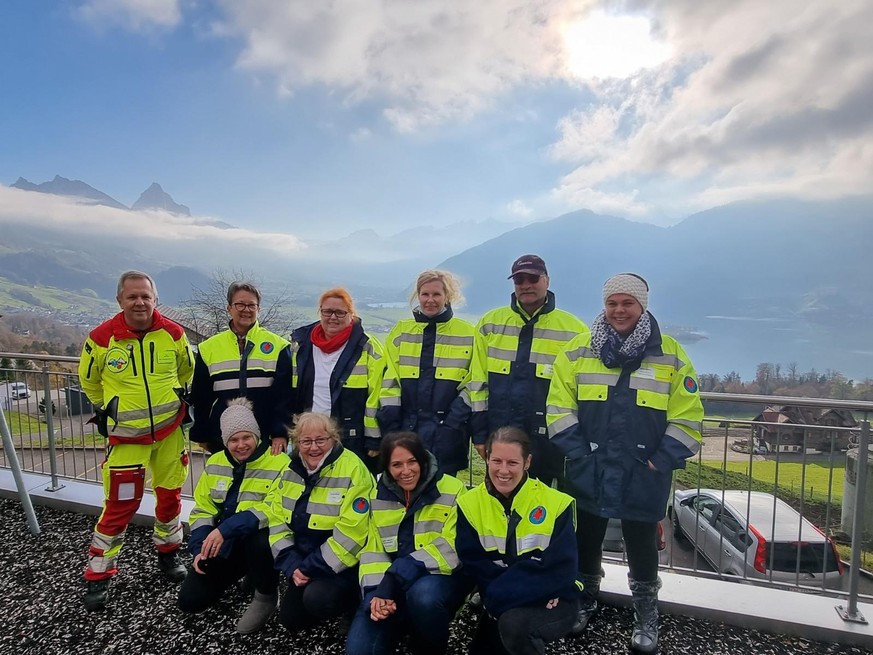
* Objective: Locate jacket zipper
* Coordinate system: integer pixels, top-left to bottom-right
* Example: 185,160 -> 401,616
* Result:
137,338 -> 156,440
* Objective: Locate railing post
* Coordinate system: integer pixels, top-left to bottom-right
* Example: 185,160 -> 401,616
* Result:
0,405 -> 41,535
836,419 -> 869,624
41,364 -> 64,492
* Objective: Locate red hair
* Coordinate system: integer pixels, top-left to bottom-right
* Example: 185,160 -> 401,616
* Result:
318,287 -> 356,317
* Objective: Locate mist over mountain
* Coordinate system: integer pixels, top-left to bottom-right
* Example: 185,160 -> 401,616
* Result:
132,183 -> 191,215
1,175 -> 871,378
11,175 -> 127,210
438,197 -> 873,377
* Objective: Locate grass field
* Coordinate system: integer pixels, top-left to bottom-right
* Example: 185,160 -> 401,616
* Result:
701,459 -> 845,503
2,410 -> 42,437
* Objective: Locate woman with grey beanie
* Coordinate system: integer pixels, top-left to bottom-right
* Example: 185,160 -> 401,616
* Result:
546,273 -> 704,653
178,398 -> 289,634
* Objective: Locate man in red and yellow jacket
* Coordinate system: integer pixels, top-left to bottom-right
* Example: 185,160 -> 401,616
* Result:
78,270 -> 194,611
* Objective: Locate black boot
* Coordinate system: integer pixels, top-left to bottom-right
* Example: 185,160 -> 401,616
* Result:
570,573 -> 601,634
629,577 -> 661,653
84,579 -> 111,611
157,550 -> 187,582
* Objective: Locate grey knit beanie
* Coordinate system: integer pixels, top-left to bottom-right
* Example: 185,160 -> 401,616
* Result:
220,398 -> 260,445
603,273 -> 649,311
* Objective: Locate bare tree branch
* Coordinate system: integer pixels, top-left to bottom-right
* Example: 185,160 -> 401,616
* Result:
179,268 -> 304,339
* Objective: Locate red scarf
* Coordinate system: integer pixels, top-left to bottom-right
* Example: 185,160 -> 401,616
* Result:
310,323 -> 353,353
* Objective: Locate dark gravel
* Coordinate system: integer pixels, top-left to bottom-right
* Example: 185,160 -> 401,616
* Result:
0,498 -> 867,655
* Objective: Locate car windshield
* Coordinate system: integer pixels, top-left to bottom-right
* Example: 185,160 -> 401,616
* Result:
765,542 -> 840,573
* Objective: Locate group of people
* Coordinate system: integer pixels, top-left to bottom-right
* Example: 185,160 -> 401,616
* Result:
77,256 -> 704,655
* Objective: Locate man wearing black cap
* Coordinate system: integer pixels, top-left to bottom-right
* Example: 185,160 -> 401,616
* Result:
461,255 -> 587,486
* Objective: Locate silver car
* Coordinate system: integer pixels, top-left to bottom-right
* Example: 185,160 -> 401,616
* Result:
671,489 -> 843,588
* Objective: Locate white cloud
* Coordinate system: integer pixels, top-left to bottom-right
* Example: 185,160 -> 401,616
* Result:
0,185 -> 305,255
550,1 -> 873,214
506,199 -> 533,218
77,0 -> 183,31
214,0 -> 593,132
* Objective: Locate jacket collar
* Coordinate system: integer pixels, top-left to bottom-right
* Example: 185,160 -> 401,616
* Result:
510,290 -> 556,321
413,306 -> 454,324
110,309 -> 170,341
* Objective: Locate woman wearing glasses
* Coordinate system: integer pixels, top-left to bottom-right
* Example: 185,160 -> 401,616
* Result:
267,412 -> 375,633
291,288 -> 387,472
378,270 -> 475,476
190,281 -> 294,454
456,426 -> 580,655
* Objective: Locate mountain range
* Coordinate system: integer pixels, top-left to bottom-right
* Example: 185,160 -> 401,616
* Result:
11,176 -> 191,215
1,174 -> 871,378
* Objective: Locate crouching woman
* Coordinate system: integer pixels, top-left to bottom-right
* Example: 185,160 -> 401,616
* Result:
456,427 -> 580,655
178,398 -> 289,633
347,431 -> 471,655
266,412 -> 375,632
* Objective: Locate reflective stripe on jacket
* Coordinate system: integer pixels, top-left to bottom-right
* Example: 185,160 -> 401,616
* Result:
546,314 -> 703,522
78,310 -> 194,446
378,308 -> 475,473
291,320 -> 386,456
455,477 -> 580,616
462,291 -> 587,442
359,471 -> 465,592
188,447 -> 289,556
267,445 -> 375,576
189,322 -> 293,448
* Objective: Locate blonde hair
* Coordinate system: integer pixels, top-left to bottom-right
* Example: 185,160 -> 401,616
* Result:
289,412 -> 341,446
318,287 -> 356,318
408,269 -> 465,308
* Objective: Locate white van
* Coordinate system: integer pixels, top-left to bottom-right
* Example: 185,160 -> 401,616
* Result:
9,382 -> 31,400
671,489 -> 843,588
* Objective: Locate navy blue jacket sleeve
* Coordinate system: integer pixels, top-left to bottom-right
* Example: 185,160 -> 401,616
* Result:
455,506 -> 507,591
269,345 -> 294,439
188,351 -> 213,444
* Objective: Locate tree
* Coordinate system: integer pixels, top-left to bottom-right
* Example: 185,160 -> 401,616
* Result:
179,268 -> 302,338
0,357 -> 11,381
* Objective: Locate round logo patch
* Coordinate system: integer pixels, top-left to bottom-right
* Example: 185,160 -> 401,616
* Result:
684,376 -> 699,393
260,341 -> 274,354
529,506 -> 547,524
353,497 -> 370,514
106,347 -> 130,372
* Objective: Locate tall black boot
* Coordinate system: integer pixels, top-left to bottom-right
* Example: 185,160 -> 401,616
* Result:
570,573 -> 601,634
628,577 -> 661,653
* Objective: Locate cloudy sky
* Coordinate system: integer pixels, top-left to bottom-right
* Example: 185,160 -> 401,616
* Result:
1,0 -> 870,242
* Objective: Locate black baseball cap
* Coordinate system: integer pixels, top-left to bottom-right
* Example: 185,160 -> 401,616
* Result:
508,254 -> 548,279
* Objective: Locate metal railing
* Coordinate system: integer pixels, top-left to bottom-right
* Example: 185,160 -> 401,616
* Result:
1,352 -> 871,624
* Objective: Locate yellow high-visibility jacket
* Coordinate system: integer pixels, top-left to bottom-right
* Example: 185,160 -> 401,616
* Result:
79,310 -> 193,446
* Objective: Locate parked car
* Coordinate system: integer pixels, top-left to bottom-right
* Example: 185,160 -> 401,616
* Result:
8,382 -> 31,400
670,489 -> 843,588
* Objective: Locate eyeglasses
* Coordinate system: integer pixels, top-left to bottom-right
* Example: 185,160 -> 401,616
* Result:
320,308 -> 349,318
298,437 -> 330,448
512,274 -> 541,285
232,302 -> 259,311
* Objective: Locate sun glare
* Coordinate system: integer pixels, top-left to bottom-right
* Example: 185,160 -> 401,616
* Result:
563,12 -> 671,80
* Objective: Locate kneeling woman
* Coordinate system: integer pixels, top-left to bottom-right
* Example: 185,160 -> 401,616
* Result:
347,432 -> 470,655
267,412 -> 375,632
178,398 -> 289,634
456,427 -> 580,655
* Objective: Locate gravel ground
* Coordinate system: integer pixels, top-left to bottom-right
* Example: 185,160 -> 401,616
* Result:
0,498 -> 868,655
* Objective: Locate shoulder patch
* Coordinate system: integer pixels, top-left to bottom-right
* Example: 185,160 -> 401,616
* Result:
260,341 -> 274,354
353,497 -> 370,514
529,505 -> 547,524
684,376 -> 698,393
